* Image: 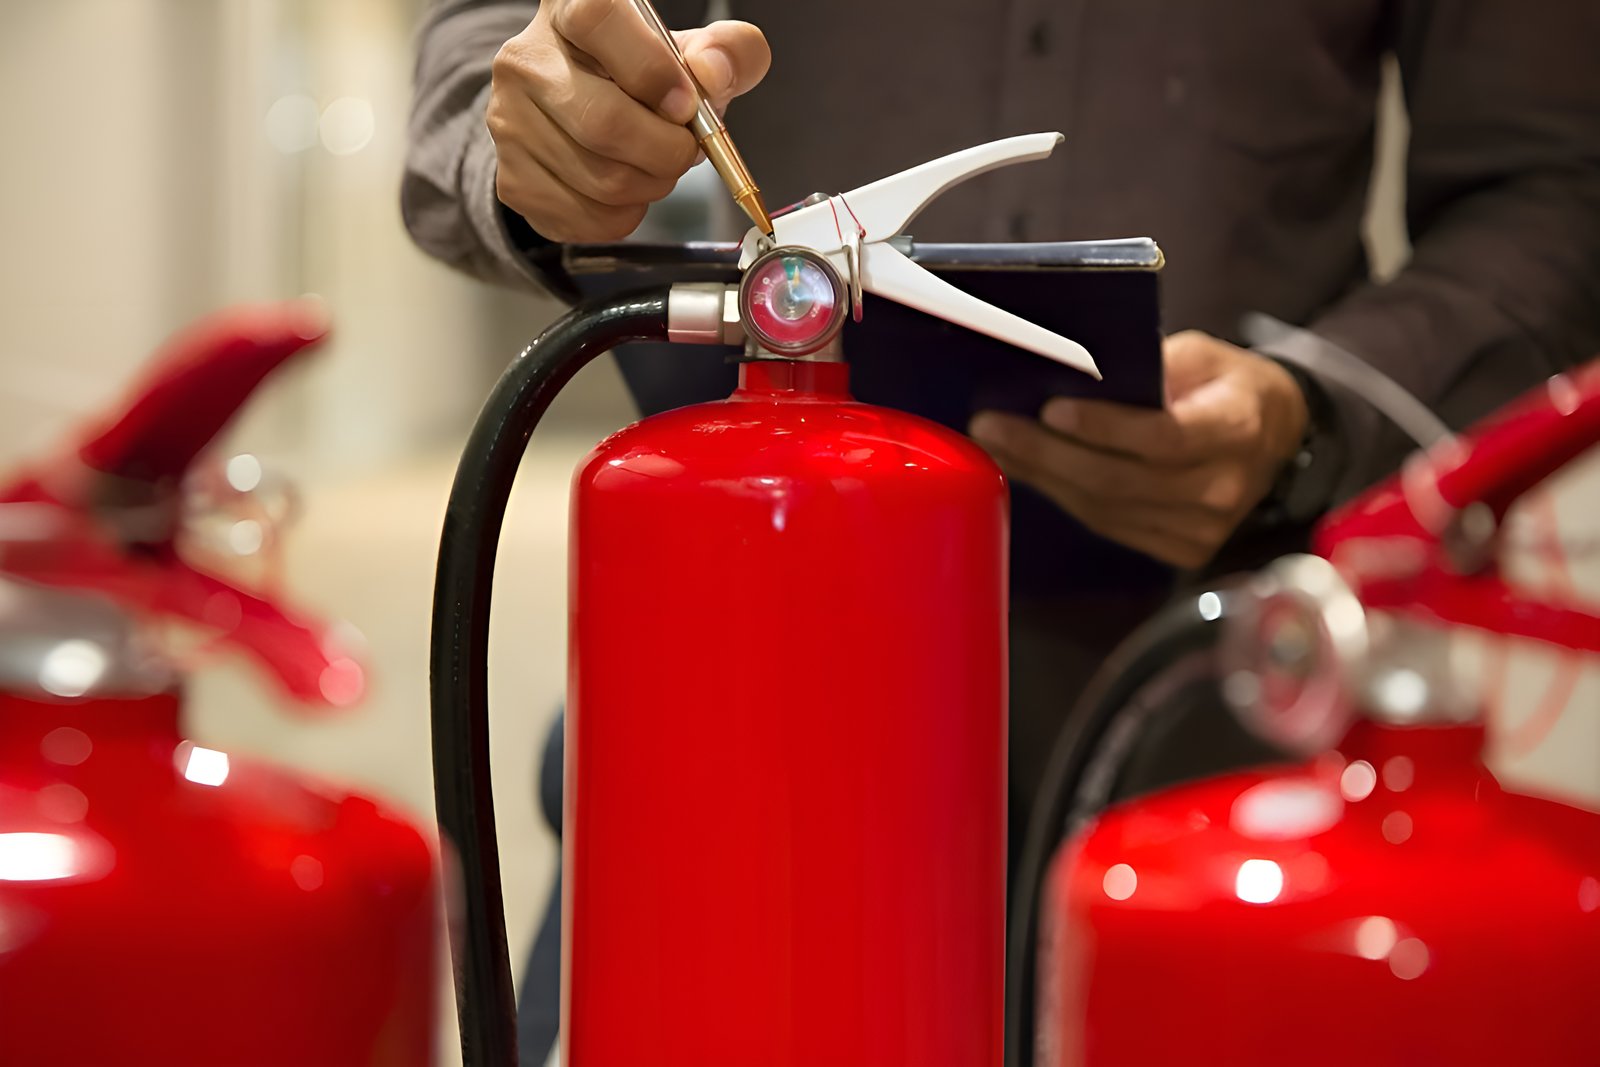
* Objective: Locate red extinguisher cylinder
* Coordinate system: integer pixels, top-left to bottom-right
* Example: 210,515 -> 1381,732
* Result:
1036,361 -> 1600,1067
1040,722 -> 1600,1067
565,360 -> 1009,1067
0,691 -> 437,1065
0,305 -> 439,1065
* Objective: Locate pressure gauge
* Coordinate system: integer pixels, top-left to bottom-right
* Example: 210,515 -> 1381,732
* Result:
738,247 -> 847,357
1220,553 -> 1367,755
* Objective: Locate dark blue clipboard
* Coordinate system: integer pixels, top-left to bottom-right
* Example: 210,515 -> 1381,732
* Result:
556,239 -> 1172,596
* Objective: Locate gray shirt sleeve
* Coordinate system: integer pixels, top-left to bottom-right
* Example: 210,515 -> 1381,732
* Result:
401,0 -> 547,292
1301,1 -> 1600,491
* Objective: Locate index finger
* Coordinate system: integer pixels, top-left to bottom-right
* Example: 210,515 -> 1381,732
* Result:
1041,398 -> 1234,464
550,0 -> 698,123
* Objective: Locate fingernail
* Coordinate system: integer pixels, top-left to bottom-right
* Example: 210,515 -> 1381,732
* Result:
1041,399 -> 1077,432
694,46 -> 734,96
661,85 -> 695,123
969,412 -> 1003,445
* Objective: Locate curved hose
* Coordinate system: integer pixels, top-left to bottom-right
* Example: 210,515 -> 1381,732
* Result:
1004,590 -> 1233,1067
431,290 -> 672,1066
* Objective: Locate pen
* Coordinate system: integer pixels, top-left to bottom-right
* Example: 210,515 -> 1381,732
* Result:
630,0 -> 774,236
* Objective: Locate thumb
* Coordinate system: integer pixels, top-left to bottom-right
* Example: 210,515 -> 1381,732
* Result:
677,21 -> 771,108
1161,330 -> 1232,404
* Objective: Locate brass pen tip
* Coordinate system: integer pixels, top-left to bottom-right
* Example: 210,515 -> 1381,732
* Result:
736,189 -> 775,238
701,130 -> 774,237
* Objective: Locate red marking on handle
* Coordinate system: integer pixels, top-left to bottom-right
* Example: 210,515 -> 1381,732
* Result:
828,195 -> 867,247
838,194 -> 867,238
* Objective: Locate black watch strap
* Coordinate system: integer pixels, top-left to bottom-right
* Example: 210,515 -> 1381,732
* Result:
1260,359 -> 1347,524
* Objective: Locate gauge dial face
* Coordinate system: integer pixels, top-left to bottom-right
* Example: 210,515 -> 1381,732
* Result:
740,250 -> 845,354
1221,556 -> 1363,755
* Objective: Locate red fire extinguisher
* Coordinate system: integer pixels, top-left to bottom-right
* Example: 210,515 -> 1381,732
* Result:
0,304 -> 437,1065
1028,360 -> 1600,1066
430,134 -> 1103,1066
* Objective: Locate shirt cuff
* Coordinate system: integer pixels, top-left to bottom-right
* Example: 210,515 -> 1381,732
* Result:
461,94 -> 567,295
1243,312 -> 1450,507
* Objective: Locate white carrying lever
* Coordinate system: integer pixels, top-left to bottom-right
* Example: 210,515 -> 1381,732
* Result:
737,132 -> 1100,379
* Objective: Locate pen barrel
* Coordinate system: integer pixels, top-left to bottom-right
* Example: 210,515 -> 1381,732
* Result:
700,130 -> 753,197
630,0 -> 772,233
689,105 -> 723,143
698,126 -> 771,232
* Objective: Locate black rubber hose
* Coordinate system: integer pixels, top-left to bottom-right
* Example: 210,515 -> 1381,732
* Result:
431,290 -> 673,1067
1004,590 -> 1232,1067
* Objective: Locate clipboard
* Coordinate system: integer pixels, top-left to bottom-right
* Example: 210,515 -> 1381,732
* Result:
554,239 -> 1172,595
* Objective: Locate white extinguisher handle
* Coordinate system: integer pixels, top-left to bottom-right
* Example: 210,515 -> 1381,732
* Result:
776,132 -> 1066,246
861,242 -> 1099,377
738,132 -> 1101,377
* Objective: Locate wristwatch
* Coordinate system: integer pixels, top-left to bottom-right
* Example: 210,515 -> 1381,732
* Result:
1260,360 -> 1348,524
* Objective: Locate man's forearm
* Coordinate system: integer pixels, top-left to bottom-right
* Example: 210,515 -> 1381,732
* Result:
1304,178 -> 1600,498
1282,1 -> 1600,497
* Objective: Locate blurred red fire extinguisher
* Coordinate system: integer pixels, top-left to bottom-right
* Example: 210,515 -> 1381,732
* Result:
1023,360 -> 1600,1067
0,304 -> 437,1065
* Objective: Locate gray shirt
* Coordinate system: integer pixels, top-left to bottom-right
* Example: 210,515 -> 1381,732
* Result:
403,0 -> 1600,490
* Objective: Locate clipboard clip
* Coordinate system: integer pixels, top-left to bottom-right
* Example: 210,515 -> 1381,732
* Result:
735,133 -> 1100,379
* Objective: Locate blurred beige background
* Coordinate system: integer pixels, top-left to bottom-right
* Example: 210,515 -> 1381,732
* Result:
1,3 -> 632,1061
0,4 -> 1596,1065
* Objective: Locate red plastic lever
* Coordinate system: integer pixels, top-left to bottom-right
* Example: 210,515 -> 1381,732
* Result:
1316,360 -> 1600,652
75,301 -> 330,483
1432,363 -> 1600,521
0,301 -> 363,709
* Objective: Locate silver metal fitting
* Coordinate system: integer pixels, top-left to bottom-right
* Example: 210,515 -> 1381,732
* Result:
667,283 -> 744,346
1221,553 -> 1368,754
1357,614 -> 1479,727
744,333 -> 845,363
1441,501 -> 1499,575
0,578 -> 175,699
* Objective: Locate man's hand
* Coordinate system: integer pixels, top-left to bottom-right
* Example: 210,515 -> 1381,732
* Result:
489,0 -> 770,242
969,331 -> 1309,569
